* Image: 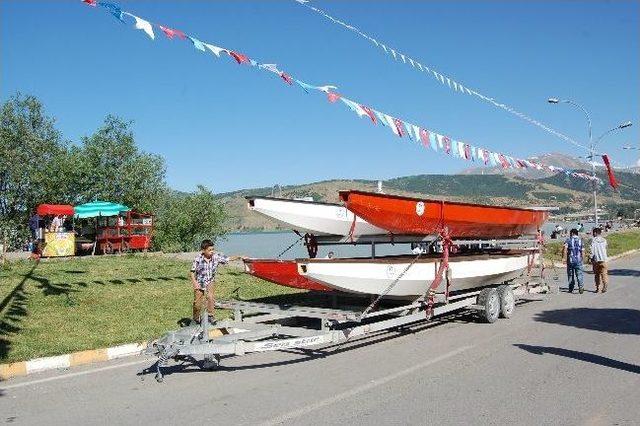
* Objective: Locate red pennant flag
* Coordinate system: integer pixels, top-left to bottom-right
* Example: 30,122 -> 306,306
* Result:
498,154 -> 509,169
327,92 -> 341,103
392,118 -> 405,137
228,51 -> 250,65
443,136 -> 451,154
82,0 -> 97,6
159,26 -> 186,40
280,72 -> 293,85
601,154 -> 619,189
419,129 -> 430,148
360,105 -> 377,124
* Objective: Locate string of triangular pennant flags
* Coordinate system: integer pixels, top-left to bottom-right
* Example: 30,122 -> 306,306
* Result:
292,0 -> 591,152
81,1 -> 601,184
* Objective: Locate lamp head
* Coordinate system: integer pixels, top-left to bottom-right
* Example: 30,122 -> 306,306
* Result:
548,98 -> 560,104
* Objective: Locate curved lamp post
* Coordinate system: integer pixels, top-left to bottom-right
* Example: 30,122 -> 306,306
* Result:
547,98 -> 632,226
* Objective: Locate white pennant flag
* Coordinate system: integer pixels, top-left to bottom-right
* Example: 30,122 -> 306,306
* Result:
408,58 -> 415,67
400,54 -> 406,63
203,43 -> 226,57
384,114 -> 400,136
412,124 -> 421,142
390,49 -> 397,60
417,63 -> 423,71
260,63 -> 281,74
125,13 -> 154,40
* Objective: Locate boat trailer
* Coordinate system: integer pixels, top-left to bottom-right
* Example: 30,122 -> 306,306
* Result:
145,273 -> 551,382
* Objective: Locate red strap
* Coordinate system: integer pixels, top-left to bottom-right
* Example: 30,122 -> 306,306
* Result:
426,227 -> 452,318
347,214 -> 357,243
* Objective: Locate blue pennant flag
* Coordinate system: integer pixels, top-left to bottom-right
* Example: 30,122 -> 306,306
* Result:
374,111 -> 388,127
429,132 -> 438,151
188,36 -> 206,52
98,2 -> 125,23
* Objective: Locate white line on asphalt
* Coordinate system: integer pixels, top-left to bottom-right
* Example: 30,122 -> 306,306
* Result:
260,345 -> 474,426
1,358 -> 154,390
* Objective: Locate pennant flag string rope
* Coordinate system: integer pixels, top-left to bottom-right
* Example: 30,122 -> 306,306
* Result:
292,0 -> 591,152
83,1 -> 601,184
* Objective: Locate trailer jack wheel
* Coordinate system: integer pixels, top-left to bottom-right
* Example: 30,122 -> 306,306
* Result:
202,354 -> 221,370
477,288 -> 500,323
497,285 -> 515,319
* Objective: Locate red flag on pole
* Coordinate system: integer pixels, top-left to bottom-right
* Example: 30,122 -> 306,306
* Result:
601,154 -> 619,189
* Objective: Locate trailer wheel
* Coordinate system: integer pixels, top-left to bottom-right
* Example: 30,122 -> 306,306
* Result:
477,288 -> 500,323
497,285 -> 515,318
202,354 -> 220,370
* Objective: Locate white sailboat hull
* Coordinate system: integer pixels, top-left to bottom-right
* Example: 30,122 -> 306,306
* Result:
298,253 -> 533,297
247,197 -> 386,236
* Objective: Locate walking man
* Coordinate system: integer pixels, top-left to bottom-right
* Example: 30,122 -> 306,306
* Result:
562,228 -> 584,294
590,227 -> 609,293
190,239 -> 242,324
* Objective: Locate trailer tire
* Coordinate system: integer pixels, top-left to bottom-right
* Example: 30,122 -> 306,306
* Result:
497,285 -> 515,319
202,354 -> 220,370
477,288 -> 500,323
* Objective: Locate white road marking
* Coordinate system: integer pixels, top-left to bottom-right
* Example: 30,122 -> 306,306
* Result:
260,345 -> 473,426
1,358 -> 154,390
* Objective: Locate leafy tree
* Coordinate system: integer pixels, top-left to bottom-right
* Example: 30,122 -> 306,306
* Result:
70,115 -> 166,212
0,93 -> 68,215
154,186 -> 227,252
0,93 -> 70,247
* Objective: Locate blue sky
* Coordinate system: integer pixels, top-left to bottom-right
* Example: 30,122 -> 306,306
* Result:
2,0 -> 638,193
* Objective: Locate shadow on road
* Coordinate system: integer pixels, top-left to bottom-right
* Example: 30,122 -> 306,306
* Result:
514,344 -> 640,374
608,269 -> 640,277
534,308 -> 640,335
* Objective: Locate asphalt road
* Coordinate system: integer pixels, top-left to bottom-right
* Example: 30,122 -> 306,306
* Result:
2,254 -> 639,425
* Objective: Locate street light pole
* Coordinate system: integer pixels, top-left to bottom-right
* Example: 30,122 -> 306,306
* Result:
548,98 -> 632,227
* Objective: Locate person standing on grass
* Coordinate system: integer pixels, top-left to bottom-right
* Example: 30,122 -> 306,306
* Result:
562,228 -> 585,294
590,227 -> 609,293
190,239 -> 243,324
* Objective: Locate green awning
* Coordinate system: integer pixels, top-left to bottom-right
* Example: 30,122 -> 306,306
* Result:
74,201 -> 130,218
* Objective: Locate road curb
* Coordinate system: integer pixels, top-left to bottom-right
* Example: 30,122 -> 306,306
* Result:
0,328 -> 226,381
0,342 -> 147,381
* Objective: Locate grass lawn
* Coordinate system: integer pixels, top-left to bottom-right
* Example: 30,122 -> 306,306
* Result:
0,255 -> 302,363
543,228 -> 640,264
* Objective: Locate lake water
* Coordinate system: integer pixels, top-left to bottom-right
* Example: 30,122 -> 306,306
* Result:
216,231 -> 409,259
215,221 -> 599,259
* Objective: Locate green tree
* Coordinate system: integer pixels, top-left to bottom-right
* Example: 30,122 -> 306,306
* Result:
0,93 -> 71,247
154,186 -> 227,252
71,115 -> 166,212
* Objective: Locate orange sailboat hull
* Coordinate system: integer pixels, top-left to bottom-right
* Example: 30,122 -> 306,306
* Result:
339,190 -> 548,238
243,259 -> 331,292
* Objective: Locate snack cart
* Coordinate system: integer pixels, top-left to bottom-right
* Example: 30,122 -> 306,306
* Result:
35,204 -> 76,257
96,210 -> 154,254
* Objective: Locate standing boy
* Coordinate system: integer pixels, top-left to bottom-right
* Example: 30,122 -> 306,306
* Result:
190,239 -> 241,324
562,228 -> 584,294
590,227 -> 609,293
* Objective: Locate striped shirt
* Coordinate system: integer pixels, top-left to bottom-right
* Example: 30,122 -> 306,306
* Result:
191,253 -> 229,288
591,236 -> 608,262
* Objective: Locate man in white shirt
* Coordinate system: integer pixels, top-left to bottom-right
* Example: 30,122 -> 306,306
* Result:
590,227 -> 608,293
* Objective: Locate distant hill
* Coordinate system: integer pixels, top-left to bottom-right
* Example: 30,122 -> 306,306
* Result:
218,157 -> 640,232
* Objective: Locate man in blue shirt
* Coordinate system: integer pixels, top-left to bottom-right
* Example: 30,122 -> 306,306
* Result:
562,228 -> 585,294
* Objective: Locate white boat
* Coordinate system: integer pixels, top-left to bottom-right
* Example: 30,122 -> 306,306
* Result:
297,251 -> 533,297
247,196 -> 387,236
